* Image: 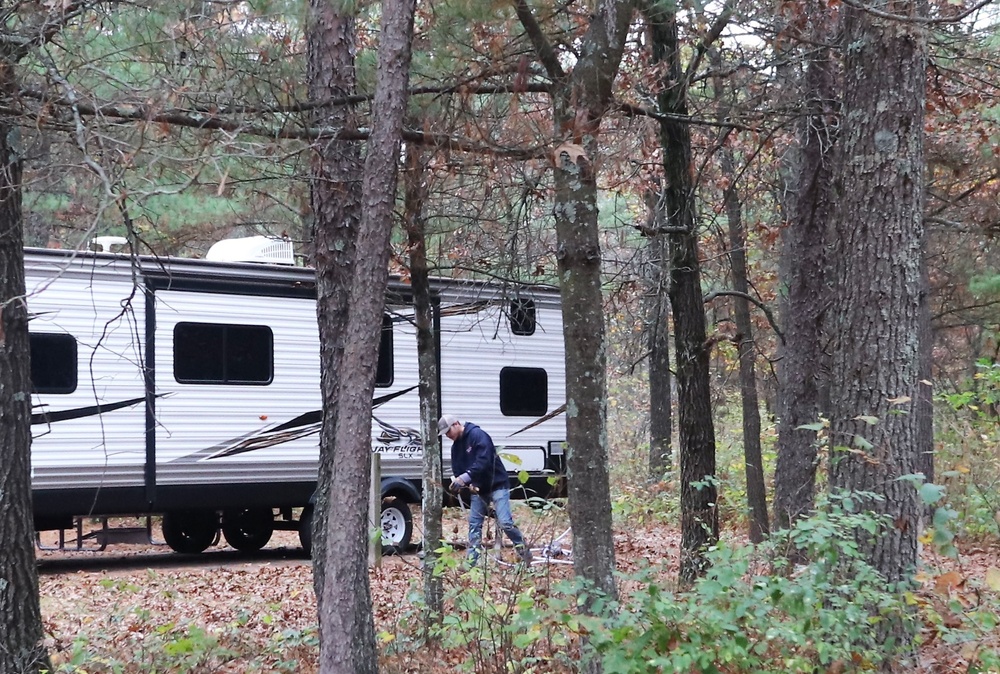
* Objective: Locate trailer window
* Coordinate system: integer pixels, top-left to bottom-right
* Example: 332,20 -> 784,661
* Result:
499,367 -> 547,416
174,323 -> 273,385
376,313 -> 393,387
30,333 -> 78,394
509,298 -> 536,336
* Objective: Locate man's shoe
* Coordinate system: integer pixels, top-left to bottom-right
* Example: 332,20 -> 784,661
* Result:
517,546 -> 533,564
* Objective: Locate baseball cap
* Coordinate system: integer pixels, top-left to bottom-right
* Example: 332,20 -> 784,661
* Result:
437,415 -> 460,434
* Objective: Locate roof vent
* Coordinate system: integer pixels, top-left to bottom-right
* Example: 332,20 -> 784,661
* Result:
206,236 -> 294,265
91,236 -> 128,253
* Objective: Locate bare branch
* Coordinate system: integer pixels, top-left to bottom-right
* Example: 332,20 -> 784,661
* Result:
16,87 -> 548,159
839,0 -> 994,25
704,289 -> 785,343
512,0 -> 566,82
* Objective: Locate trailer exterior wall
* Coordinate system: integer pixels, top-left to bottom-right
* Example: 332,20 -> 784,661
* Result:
25,248 -> 566,530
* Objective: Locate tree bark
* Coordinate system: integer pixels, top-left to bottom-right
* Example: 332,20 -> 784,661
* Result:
0,88 -> 50,674
646,1 -> 719,583
314,0 -> 416,671
645,189 -> 673,480
772,1 -> 839,530
514,0 -> 633,609
402,145 -> 444,621
916,249 -> 934,499
710,50 -> 769,543
307,0 -> 362,604
828,0 -> 926,653
722,163 -> 769,543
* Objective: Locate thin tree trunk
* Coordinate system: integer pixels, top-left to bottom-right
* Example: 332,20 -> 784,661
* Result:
645,189 -> 673,480
710,50 -> 768,543
315,0 -> 416,671
646,1 -> 719,583
917,249 -> 934,502
722,167 -> 769,543
772,2 -> 839,530
307,0 -> 362,603
402,146 -> 444,621
0,111 -> 50,673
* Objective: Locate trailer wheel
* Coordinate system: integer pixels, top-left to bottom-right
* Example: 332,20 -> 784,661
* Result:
162,511 -> 218,554
381,498 -> 412,555
299,506 -> 314,557
222,508 -> 274,552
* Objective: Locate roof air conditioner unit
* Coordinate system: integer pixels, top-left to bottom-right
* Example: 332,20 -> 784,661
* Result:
206,236 -> 294,265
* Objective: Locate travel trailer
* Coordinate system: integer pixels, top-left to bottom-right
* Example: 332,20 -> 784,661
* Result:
25,238 -> 566,554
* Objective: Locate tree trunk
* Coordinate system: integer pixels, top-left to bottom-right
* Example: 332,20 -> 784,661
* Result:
314,0 -> 416,671
645,189 -> 673,480
917,249 -> 934,500
402,145 -> 444,621
723,167 -> 769,543
0,108 -> 50,673
646,1 -> 719,583
551,136 -> 619,601
307,0 -> 362,603
514,0 -> 633,610
772,2 -> 839,530
828,0 -> 926,654
710,50 -> 768,543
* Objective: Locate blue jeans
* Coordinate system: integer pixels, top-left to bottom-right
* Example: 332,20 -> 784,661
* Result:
467,486 -> 526,564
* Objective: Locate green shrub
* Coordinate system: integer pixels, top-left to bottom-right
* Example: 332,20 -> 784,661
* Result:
589,494 -> 909,673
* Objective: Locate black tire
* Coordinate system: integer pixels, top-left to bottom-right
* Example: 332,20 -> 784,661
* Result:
299,505 -> 314,557
381,498 -> 412,555
221,508 -> 274,552
162,511 -> 218,554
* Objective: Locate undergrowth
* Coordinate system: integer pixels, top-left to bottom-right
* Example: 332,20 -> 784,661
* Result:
381,494 -> 1000,674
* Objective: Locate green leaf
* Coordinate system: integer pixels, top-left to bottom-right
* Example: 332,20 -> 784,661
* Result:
499,451 -> 523,465
918,482 -> 946,506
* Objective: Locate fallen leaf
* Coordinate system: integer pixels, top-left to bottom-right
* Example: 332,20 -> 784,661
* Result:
934,570 -> 964,595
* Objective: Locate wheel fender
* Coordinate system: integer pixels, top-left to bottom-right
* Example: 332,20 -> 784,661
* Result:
380,476 -> 420,503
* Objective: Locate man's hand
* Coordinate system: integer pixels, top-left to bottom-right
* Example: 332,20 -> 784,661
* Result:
449,475 -> 465,494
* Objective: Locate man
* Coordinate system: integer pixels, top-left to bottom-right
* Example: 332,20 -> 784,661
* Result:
438,415 -> 532,565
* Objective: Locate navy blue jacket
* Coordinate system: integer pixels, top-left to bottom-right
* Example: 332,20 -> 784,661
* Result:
451,422 -> 509,492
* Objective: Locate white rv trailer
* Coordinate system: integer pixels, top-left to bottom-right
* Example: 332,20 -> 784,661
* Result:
25,241 -> 566,554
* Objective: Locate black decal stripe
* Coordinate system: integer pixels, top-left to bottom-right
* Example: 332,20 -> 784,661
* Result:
373,385 -> 418,408
507,402 -> 567,438
207,426 -> 321,459
269,410 -> 322,433
32,396 -> 148,425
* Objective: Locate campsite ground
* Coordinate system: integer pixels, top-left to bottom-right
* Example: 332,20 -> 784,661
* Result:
36,509 -> 1000,673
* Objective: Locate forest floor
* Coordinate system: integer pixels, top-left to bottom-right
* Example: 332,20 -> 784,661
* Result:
36,509 -> 1000,673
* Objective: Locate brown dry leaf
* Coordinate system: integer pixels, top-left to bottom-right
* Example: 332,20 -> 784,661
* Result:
553,142 -> 588,165
934,570 -> 965,595
985,567 -> 1000,591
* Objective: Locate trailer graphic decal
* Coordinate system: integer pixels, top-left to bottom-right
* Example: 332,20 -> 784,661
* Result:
169,385 -> 421,463
31,395 -> 155,426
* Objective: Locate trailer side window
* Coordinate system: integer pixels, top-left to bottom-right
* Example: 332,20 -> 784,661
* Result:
174,323 -> 273,385
376,313 -> 393,387
29,333 -> 78,394
499,366 -> 547,416
509,298 -> 536,336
